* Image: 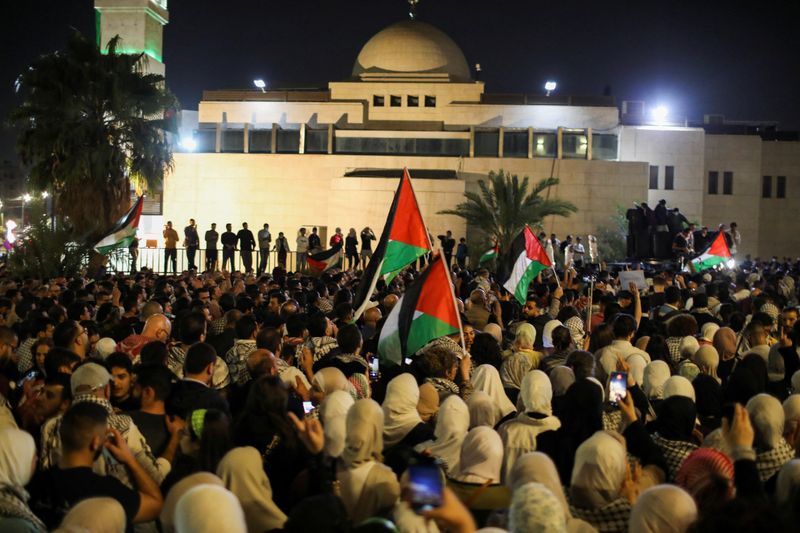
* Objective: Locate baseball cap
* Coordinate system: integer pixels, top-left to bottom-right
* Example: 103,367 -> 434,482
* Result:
70,362 -> 111,395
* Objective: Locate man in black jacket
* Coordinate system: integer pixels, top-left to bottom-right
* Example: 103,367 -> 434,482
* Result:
166,342 -> 230,419
221,223 -> 237,271
237,222 -> 256,274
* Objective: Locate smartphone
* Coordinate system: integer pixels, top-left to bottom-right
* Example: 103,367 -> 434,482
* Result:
369,358 -> 379,381
16,370 -> 39,389
608,371 -> 627,405
302,401 -> 315,415
408,463 -> 443,513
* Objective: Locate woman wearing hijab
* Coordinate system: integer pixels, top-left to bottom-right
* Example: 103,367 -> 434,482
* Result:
693,345 -> 721,383
468,391 -> 500,429
0,428 -> 46,532
776,459 -> 800,507
508,482 -> 568,533
311,367 -> 356,404
508,452 -> 596,533
472,364 -> 516,427
500,352 -> 533,406
416,382 -> 439,425
550,366 -> 576,397
415,395 -> 470,475
693,371 -> 724,434
337,399 -> 400,523
724,354 -> 768,405
511,323 -> 542,368
381,374 -> 434,477
498,370 -> 561,481
642,360 -> 671,404
319,390 -> 355,458
216,447 -> 288,532
549,379 -> 605,484
160,473 -> 224,533
651,396 -> 699,481
745,393 -> 796,484
54,498 -> 125,533
174,484 -> 247,533
663,376 -> 696,401
448,426 -> 510,526
569,430 -> 633,533
713,327 -> 738,382
628,484 -> 698,533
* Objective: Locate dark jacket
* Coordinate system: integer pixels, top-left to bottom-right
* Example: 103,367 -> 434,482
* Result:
166,379 -> 230,419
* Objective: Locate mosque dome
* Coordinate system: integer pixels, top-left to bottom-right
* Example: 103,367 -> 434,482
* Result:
352,20 -> 471,81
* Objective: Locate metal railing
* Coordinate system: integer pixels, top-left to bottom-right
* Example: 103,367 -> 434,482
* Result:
110,247 -> 309,275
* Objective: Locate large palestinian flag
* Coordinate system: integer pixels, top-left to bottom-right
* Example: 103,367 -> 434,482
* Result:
353,168 -> 432,319
496,226 -> 552,304
94,196 -> 144,254
308,244 -> 343,274
378,254 -> 461,366
691,232 -> 732,271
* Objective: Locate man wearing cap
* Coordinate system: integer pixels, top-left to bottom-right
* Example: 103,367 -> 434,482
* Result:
39,362 -> 171,487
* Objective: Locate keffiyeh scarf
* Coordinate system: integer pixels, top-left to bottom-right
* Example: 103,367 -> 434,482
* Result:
756,440 -> 796,482
568,495 -> 631,533
652,434 -> 699,481
0,486 -> 46,532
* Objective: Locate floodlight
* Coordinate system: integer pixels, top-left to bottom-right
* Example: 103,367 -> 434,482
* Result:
253,79 -> 266,93
544,81 -> 557,91
180,137 -> 197,152
651,105 -> 669,123
41,191 -> 49,199
22,193 -> 32,203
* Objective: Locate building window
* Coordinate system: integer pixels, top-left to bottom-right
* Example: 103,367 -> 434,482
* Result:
649,165 -> 659,190
562,132 -> 588,159
591,133 -> 618,160
665,166 -> 675,190
390,95 -> 402,107
762,175 -> 772,198
407,95 -> 419,107
723,171 -> 733,195
424,95 -> 436,107
474,131 -> 500,157
708,171 -> 718,194
503,131 -> 528,158
777,176 -> 786,198
373,95 -> 384,107
532,132 -> 557,158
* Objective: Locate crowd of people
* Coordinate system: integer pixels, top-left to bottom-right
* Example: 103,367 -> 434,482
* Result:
0,252 -> 799,532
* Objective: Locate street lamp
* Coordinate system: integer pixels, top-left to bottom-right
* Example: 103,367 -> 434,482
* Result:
41,191 -> 49,199
253,79 -> 266,93
544,80 -> 557,96
651,105 -> 669,124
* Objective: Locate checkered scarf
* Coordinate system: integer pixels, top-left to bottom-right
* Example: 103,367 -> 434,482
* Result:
756,439 -> 795,482
666,337 -> 683,364
652,434 -> 698,481
568,495 -> 631,533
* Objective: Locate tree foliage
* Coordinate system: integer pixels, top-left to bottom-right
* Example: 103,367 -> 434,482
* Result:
10,31 -> 178,242
439,170 -> 578,253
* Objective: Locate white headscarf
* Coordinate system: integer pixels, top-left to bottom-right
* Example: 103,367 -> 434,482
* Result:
382,373 -> 423,447
320,390 -> 355,458
792,370 -> 800,394
693,345 -> 720,381
570,431 -> 627,508
342,398 -> 384,468
783,394 -> 800,437
550,366 -> 576,397
455,426 -> 504,484
55,497 -> 125,533
416,395 -> 470,474
746,393 -> 784,450
508,452 -> 570,519
509,482 -> 568,533
700,322 -> 720,343
161,473 -> 225,533
216,447 -> 287,533
519,370 -> 553,416
501,353 -> 533,390
483,323 -> 503,344
469,390 -> 499,429
776,459 -> 800,505
515,323 -> 537,349
643,361 -> 671,400
663,376 -> 696,402
174,484 -> 247,533
473,364 -> 516,418
628,484 -> 698,533
0,427 -> 36,488
679,336 -> 700,360
313,367 -> 353,396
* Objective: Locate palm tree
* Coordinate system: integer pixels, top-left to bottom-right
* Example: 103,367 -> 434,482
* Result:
11,31 -> 178,242
439,170 -> 577,253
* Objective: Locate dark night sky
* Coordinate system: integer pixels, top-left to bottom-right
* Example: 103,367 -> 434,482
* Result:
2,1 -> 799,162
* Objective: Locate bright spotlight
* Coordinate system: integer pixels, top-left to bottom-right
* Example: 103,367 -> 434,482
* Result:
544,80 -> 557,96
253,79 -> 266,93
180,137 -> 197,152
725,259 -> 736,269
22,193 -> 32,203
651,105 -> 669,123
41,191 -> 49,199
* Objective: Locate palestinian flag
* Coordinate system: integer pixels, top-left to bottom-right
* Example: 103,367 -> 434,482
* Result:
496,226 -> 552,304
378,254 -> 460,366
353,168 -> 432,319
308,244 -> 343,274
479,243 -> 500,265
691,232 -> 732,271
94,196 -> 144,254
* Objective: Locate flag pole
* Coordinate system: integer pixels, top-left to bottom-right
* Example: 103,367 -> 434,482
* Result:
437,250 -> 467,355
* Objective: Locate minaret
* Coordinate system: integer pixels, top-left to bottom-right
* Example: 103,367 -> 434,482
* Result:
94,0 -> 169,76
